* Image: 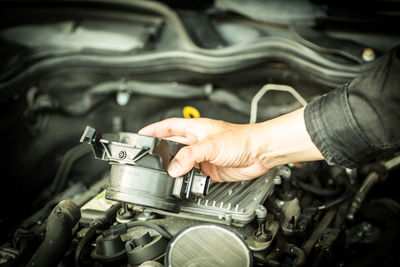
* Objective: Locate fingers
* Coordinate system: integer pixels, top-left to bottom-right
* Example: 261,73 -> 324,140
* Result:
167,140 -> 214,177
199,163 -> 224,183
139,118 -> 266,183
138,118 -> 193,138
164,136 -> 191,145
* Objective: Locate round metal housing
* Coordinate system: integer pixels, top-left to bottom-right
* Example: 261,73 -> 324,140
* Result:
107,163 -> 180,212
165,224 -> 252,267
80,126 -> 210,213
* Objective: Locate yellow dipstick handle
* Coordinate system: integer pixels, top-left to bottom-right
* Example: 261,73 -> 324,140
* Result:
183,106 -> 200,118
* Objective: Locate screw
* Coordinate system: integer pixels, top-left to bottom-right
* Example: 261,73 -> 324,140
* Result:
362,48 -> 375,62
143,211 -> 152,217
255,205 -> 267,219
204,83 -> 213,95
118,150 -> 127,159
224,214 -> 232,224
116,91 -> 130,106
278,167 -> 292,179
274,175 -> 282,185
361,222 -> 372,233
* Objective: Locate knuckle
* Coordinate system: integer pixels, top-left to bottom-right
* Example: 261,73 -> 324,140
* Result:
177,146 -> 194,161
165,117 -> 182,126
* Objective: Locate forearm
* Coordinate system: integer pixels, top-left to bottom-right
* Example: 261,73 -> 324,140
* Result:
251,107 -> 324,169
139,108 -> 324,182
303,46 -> 400,168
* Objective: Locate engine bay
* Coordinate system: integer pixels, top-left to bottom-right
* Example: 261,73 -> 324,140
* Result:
1,1 -> 400,266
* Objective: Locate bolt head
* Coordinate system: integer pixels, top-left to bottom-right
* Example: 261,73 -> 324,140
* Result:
116,91 -> 130,106
118,150 -> 127,159
274,176 -> 282,185
362,48 -> 375,62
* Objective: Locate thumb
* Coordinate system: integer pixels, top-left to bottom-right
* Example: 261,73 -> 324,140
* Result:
168,140 -> 213,177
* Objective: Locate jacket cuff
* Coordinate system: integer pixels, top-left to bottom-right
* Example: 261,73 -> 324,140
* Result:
304,83 -> 377,168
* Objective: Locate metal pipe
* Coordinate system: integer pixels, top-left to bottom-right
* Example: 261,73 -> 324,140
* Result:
347,154 -> 400,220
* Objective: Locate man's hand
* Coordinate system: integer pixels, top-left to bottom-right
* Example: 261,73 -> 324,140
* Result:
139,107 -> 323,182
140,118 -> 268,182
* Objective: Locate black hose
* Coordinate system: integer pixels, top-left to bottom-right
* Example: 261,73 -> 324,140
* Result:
33,144 -> 92,207
316,192 -> 353,210
288,246 -> 305,266
74,220 -> 103,266
302,208 -> 336,256
295,180 -> 342,197
27,200 -> 81,267
305,191 -> 353,212
52,144 -> 92,193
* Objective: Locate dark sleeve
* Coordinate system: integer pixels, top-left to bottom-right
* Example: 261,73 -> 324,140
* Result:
304,46 -> 400,168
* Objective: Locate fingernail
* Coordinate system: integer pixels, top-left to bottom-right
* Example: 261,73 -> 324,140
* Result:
168,160 -> 182,177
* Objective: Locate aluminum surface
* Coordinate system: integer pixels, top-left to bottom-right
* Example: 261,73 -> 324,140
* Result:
165,224 -> 252,267
180,167 -> 277,224
146,167 -> 278,225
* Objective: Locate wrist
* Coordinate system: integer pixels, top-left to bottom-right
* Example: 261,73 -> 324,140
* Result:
250,107 -> 323,169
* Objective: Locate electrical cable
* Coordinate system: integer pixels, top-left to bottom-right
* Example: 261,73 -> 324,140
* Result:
304,191 -> 353,212
75,220 -> 103,266
315,192 -> 353,210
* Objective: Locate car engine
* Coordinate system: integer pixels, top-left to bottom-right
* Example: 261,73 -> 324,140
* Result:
1,0 -> 400,266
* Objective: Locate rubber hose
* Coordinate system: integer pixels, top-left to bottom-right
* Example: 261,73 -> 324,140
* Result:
26,200 -> 81,267
296,180 -> 342,197
290,246 -> 305,266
